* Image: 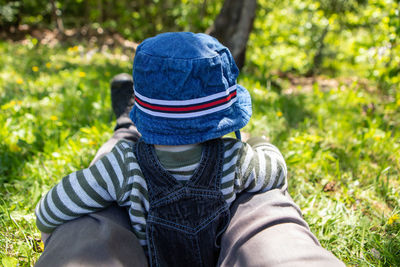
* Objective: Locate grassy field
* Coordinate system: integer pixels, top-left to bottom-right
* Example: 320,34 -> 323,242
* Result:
0,41 -> 399,266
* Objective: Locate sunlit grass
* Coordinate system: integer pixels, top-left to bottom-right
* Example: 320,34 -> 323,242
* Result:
1,41 -> 399,266
0,41 -> 129,266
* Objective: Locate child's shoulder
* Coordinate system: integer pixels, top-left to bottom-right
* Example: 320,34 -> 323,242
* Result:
114,139 -> 136,153
221,136 -> 280,155
222,136 -> 258,148
221,137 -> 244,145
220,137 -> 247,154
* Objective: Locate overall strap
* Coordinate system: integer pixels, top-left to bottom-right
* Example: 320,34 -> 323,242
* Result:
187,138 -> 224,190
134,138 -> 225,203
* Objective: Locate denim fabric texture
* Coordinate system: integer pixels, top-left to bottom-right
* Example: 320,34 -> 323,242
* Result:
130,32 -> 252,145
134,138 -> 230,267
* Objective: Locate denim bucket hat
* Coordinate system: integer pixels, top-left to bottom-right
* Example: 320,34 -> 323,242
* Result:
130,32 -> 252,145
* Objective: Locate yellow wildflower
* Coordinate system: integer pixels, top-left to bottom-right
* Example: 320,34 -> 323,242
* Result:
388,214 -> 399,225
79,72 -> 86,77
9,143 -> 21,152
32,66 -> 39,72
382,16 -> 390,24
68,46 -> 79,52
16,78 -> 23,84
277,111 -> 283,117
50,115 -> 58,121
46,62 -> 52,68
89,140 -> 97,145
2,100 -> 16,110
396,99 -> 400,106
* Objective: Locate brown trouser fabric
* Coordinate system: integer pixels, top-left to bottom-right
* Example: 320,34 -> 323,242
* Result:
35,126 -> 345,267
35,203 -> 148,267
218,188 -> 345,267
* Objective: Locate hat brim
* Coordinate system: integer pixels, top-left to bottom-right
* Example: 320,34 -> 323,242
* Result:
130,84 -> 252,145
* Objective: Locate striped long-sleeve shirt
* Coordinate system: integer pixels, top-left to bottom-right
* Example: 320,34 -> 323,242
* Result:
35,137 -> 287,247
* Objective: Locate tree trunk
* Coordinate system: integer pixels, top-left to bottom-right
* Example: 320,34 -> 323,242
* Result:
306,24 -> 329,77
201,0 -> 207,19
50,0 -> 64,33
206,0 -> 257,70
98,0 -> 104,23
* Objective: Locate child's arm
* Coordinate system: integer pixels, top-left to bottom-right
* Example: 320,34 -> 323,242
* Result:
35,141 -> 132,234
235,137 -> 287,194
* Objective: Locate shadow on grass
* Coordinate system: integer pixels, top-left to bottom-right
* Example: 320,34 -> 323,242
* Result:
252,92 -> 314,125
0,143 -> 31,183
279,94 -> 313,128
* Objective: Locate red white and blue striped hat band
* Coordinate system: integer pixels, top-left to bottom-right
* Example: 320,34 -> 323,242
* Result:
134,85 -> 237,119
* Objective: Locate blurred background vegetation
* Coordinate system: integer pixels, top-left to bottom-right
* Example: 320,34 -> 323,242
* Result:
0,0 -> 399,266
1,0 -> 399,89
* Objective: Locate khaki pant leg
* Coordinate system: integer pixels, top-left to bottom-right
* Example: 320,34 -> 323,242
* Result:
218,188 -> 345,267
35,203 -> 148,267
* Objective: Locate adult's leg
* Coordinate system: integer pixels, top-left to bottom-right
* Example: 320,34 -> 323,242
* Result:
218,188 -> 345,267
218,153 -> 344,267
218,136 -> 344,266
35,204 -> 148,267
35,74 -> 147,267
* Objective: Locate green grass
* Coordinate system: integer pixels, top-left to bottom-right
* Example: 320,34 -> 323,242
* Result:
1,41 -> 399,266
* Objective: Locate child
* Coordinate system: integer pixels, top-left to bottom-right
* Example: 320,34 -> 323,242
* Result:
35,32 -> 287,266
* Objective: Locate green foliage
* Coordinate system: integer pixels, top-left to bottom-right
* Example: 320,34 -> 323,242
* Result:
0,1 -> 21,24
0,0 -> 221,40
248,0 -> 400,91
3,0 -> 398,91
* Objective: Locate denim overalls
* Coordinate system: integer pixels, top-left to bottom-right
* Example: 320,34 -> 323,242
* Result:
135,138 -> 230,267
